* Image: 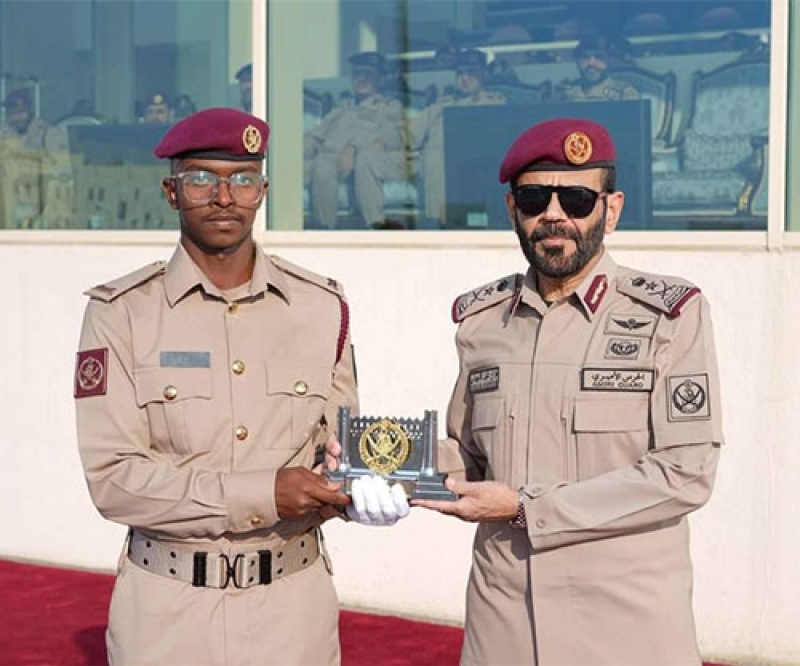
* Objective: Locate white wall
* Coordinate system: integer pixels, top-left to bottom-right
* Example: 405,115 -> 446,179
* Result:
0,234 -> 798,666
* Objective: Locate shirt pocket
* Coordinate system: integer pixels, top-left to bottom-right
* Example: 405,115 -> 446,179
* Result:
265,362 -> 332,450
134,367 -> 213,456
471,395 -> 515,483
573,395 -> 651,480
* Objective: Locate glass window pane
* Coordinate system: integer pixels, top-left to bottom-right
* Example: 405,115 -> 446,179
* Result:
268,0 -> 772,231
0,0 -> 250,230
788,0 -> 800,232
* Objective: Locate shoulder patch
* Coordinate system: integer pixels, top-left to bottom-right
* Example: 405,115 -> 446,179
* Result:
85,261 -> 166,302
617,270 -> 700,317
452,274 -> 521,323
269,255 -> 344,298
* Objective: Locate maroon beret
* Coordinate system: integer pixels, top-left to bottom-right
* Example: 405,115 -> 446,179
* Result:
499,117 -> 616,184
154,107 -> 269,161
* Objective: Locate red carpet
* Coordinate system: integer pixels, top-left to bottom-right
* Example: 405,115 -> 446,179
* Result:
0,559 -> 462,666
0,559 -> 728,666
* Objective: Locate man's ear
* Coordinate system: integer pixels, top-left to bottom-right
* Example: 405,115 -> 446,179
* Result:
162,177 -> 179,210
604,191 -> 624,235
505,190 -> 518,230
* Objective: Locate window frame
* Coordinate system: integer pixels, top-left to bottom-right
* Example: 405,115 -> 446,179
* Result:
0,0 -> 795,250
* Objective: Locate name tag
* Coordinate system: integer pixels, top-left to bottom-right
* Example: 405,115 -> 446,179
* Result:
469,366 -> 500,394
581,368 -> 654,392
160,351 -> 211,368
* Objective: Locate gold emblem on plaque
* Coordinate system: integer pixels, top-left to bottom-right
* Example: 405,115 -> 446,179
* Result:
242,125 -> 262,154
563,130 -> 592,165
358,419 -> 411,475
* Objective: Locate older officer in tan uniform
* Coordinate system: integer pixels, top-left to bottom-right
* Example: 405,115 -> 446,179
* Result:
304,51 -> 405,228
416,118 -> 722,665
559,36 -> 638,102
409,49 -> 505,225
74,107 -> 404,665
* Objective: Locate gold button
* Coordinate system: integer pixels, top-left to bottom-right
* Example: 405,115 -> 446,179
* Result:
250,515 -> 263,527
227,302 -> 239,314
163,385 -> 178,400
231,360 -> 245,375
234,425 -> 249,441
294,381 -> 308,396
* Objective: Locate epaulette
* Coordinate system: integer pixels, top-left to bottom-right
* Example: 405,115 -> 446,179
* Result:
85,261 -> 166,303
452,274 -> 521,323
617,270 -> 701,317
270,255 -> 350,364
269,255 -> 344,298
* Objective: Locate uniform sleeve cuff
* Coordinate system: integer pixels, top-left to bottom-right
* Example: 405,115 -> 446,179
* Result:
225,469 -> 280,533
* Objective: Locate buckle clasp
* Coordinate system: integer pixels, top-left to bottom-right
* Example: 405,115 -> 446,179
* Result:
220,553 -> 246,589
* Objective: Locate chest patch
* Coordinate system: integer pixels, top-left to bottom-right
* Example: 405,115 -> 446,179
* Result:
469,366 -> 500,394
75,348 -> 108,398
605,313 -> 656,338
668,374 -> 711,421
581,368 -> 654,392
604,337 -> 642,360
160,351 -> 211,368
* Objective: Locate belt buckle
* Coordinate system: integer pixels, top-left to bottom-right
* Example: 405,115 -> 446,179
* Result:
219,553 -> 247,589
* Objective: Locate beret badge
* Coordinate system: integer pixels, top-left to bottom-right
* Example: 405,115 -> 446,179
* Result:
242,125 -> 262,154
564,130 -> 592,165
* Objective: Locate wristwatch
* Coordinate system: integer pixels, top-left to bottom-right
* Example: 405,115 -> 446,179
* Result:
509,487 -> 527,530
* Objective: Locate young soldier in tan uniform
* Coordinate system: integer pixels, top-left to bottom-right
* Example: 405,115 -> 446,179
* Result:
416,118 -> 723,665
409,49 -> 506,225
74,107 -> 404,666
304,51 -> 405,228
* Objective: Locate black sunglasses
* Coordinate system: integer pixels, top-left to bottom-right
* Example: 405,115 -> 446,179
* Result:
512,185 -> 606,219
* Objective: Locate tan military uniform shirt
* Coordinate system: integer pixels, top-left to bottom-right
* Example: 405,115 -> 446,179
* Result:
560,76 -> 639,102
409,90 -> 506,222
75,243 -> 358,665
441,251 -> 722,666
305,93 -> 405,227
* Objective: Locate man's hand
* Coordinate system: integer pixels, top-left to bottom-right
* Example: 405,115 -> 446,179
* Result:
275,467 -> 350,520
346,475 -> 409,526
337,145 -> 356,178
324,433 -> 342,473
413,477 -> 518,523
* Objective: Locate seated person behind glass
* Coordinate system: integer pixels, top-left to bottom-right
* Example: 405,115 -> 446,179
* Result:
141,92 -> 173,124
409,49 -> 506,225
303,51 -> 404,228
0,87 -> 68,228
558,35 -> 638,102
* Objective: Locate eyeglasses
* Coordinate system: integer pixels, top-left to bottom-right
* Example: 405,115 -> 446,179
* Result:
172,170 -> 266,207
512,185 -> 606,219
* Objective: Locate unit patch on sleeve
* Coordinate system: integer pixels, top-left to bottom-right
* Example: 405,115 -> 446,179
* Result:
74,348 -> 109,398
668,374 -> 711,421
604,338 -> 642,360
469,366 -> 500,394
581,368 -> 654,392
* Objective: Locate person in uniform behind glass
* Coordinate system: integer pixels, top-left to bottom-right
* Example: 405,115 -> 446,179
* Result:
235,63 -> 253,113
559,35 -> 639,102
141,92 -> 173,124
304,51 -> 405,229
410,118 -> 723,665
74,107 -> 407,666
409,49 -> 506,226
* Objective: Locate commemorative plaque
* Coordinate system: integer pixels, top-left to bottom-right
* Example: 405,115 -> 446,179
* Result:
329,407 -> 456,501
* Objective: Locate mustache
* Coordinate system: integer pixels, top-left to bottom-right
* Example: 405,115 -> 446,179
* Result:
531,225 -> 580,243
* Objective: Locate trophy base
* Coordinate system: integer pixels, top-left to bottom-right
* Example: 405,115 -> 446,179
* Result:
330,469 -> 456,502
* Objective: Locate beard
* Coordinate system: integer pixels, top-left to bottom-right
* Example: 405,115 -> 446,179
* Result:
516,211 -> 606,279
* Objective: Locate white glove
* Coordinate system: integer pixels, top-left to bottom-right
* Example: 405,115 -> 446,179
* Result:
346,475 -> 410,526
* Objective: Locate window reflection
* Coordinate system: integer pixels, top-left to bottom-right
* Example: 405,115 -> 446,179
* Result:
0,0 -> 244,230
296,0 -> 771,231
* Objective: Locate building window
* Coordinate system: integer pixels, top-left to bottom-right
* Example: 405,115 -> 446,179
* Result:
0,0 -> 250,230
268,0 -> 772,232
